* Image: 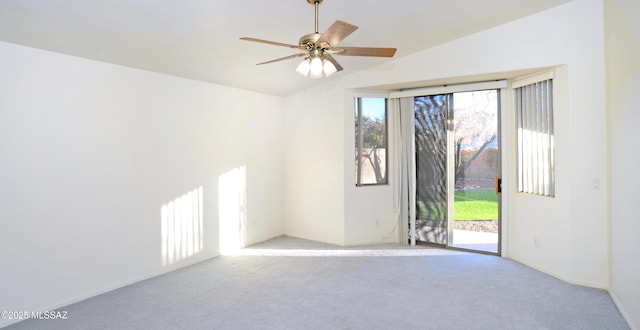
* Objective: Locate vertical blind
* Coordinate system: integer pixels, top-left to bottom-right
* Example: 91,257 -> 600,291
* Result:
515,78 -> 555,197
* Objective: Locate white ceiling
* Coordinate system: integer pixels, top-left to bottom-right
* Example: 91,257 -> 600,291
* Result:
0,0 -> 571,96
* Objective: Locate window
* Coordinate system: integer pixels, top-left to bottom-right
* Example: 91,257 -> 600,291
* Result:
515,75 -> 555,197
355,97 -> 388,185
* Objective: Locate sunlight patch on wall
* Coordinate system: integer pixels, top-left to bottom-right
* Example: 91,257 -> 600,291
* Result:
218,166 -> 247,255
161,187 -> 204,267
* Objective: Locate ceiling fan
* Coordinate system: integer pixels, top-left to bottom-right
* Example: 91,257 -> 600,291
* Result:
240,0 -> 397,78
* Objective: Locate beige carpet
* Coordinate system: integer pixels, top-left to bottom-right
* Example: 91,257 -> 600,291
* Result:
7,236 -> 629,330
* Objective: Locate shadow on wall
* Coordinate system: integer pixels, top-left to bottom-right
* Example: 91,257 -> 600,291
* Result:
160,187 -> 204,267
218,166 -> 247,255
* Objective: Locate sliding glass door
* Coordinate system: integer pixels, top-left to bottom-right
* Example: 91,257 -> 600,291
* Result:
414,90 -> 500,254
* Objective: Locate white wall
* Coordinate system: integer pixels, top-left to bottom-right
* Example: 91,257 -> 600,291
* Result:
605,0 -> 640,328
0,41 -> 284,326
282,85 -> 397,247
283,0 -> 610,287
282,85 -> 346,245
343,93 -> 398,246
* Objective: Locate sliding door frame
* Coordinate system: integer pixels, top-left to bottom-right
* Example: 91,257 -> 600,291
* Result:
390,80 -> 508,256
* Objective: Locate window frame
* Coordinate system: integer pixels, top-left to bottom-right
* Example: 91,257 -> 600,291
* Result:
355,96 -> 389,186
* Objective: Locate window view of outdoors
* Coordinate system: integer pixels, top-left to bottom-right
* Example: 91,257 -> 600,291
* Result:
355,97 -> 387,185
451,90 -> 499,253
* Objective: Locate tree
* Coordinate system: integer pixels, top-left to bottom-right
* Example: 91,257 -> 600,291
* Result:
452,91 -> 498,186
356,115 -> 387,183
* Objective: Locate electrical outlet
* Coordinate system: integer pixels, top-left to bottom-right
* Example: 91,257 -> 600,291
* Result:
534,238 -> 540,248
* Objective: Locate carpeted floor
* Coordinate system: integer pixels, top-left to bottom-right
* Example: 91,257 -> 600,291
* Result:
6,236 -> 630,329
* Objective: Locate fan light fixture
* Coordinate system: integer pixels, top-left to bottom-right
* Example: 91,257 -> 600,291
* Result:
296,55 -> 337,78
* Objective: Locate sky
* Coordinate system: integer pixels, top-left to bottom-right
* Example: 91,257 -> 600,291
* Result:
361,97 -> 385,121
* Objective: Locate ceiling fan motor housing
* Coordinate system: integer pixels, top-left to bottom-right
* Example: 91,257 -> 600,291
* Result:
299,33 -> 321,50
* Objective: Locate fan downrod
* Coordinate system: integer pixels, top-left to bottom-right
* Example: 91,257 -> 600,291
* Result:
301,1 -> 323,49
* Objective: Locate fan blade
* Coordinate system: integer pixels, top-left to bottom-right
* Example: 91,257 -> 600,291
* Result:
256,53 -> 307,65
240,37 -> 302,50
324,54 -> 343,72
334,46 -> 397,57
315,20 -> 358,49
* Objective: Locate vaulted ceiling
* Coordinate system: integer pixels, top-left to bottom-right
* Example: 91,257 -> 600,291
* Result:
0,0 -> 571,96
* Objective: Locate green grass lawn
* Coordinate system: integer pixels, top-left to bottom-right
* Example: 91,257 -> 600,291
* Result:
454,189 -> 498,221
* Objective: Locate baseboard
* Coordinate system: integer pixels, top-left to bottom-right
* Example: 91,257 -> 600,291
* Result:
281,232 -> 344,246
243,233 -> 288,249
1,253 -> 217,329
508,256 -> 607,289
609,290 -> 638,330
343,237 -> 399,247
